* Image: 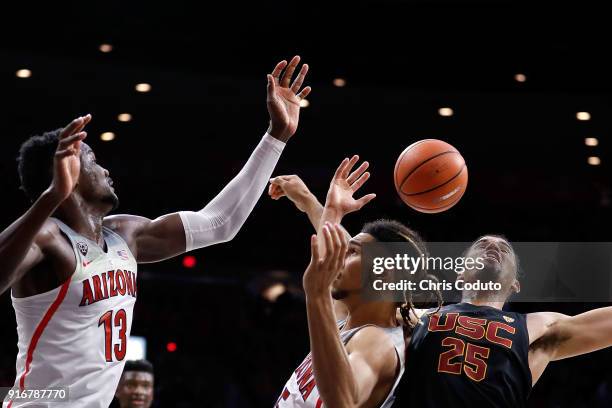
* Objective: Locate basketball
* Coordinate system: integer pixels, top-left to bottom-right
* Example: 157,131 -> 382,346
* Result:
393,139 -> 468,213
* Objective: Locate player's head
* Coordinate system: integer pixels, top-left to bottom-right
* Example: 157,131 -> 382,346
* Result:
115,359 -> 154,408
461,234 -> 519,302
17,129 -> 119,212
331,219 -> 438,312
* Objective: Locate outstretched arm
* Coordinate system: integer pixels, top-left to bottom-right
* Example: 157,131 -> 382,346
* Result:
0,115 -> 90,294
268,175 -> 324,230
529,308 -> 612,361
106,57 -> 312,263
304,224 -> 398,408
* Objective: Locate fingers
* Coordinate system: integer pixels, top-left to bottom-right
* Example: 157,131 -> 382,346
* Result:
266,74 -> 277,97
280,55 -> 300,88
55,147 -> 78,159
297,86 -> 311,100
267,182 -> 276,197
270,60 -> 288,81
57,131 -> 87,150
346,161 -> 369,185
355,193 -> 377,209
323,224 -> 334,259
60,114 -> 91,139
328,223 -> 347,270
60,117 -> 84,139
351,171 -> 371,192
341,155 -> 360,179
333,158 -> 350,180
268,183 -> 286,200
290,64 -> 309,94
310,234 -> 319,262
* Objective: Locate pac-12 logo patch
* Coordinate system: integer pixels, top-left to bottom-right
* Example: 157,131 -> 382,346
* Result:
503,316 -> 515,323
77,242 -> 89,256
117,250 -> 129,260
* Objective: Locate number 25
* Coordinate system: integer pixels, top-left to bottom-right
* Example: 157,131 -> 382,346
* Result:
438,337 -> 490,382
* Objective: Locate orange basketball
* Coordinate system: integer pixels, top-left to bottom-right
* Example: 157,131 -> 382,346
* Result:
393,139 -> 468,213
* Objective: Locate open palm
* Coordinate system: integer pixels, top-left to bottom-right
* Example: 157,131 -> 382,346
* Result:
266,56 -> 311,142
325,155 -> 376,215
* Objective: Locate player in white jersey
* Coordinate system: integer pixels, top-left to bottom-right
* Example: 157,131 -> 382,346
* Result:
271,157 -> 439,408
0,56 -> 311,407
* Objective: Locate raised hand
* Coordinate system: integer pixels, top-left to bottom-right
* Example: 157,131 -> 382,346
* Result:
268,174 -> 315,210
303,223 -> 348,298
325,155 -> 376,216
266,55 -> 311,142
48,114 -> 91,203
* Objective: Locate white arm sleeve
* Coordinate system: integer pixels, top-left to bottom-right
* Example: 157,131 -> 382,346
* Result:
178,133 -> 285,251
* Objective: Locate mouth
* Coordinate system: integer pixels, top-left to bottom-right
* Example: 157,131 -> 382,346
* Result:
130,398 -> 146,406
484,249 -> 501,264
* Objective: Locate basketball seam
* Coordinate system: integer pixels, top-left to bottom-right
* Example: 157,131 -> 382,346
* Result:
407,187 -> 465,210
394,139 -> 433,188
398,150 -> 459,193
401,164 -> 466,196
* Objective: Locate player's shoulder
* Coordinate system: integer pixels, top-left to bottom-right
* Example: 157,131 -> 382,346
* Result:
526,311 -> 568,345
103,214 -> 152,236
35,218 -> 64,248
347,325 -> 400,377
347,326 -> 398,358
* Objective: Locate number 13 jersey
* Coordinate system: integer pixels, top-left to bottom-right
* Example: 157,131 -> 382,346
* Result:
4,218 -> 137,408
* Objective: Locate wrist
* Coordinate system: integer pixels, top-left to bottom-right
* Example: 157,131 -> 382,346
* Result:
267,123 -> 292,143
305,290 -> 334,305
301,192 -> 322,213
322,205 -> 345,222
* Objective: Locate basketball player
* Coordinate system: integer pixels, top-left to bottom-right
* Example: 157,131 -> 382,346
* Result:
273,157 -> 436,408
114,360 -> 154,408
394,235 -> 612,407
0,55 -> 311,408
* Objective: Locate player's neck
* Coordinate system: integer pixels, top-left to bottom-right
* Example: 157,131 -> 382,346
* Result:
56,196 -> 106,246
343,301 -> 398,330
463,298 -> 505,310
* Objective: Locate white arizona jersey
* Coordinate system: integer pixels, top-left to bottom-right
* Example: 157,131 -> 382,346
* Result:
3,218 -> 138,408
275,322 -> 405,408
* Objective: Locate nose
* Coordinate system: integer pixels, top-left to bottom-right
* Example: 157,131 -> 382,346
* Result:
103,167 -> 110,177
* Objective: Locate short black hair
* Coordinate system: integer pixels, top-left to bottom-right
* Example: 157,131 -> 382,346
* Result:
123,359 -> 154,375
17,129 -> 62,202
362,219 -> 426,246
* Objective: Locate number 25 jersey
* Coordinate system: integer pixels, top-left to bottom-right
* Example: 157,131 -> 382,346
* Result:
397,303 -> 532,408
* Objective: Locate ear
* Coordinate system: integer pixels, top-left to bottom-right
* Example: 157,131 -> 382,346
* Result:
511,279 -> 520,294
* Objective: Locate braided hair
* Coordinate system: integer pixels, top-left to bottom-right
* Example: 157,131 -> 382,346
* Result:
361,219 -> 442,331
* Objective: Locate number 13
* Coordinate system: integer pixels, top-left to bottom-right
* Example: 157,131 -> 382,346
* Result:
98,309 -> 127,362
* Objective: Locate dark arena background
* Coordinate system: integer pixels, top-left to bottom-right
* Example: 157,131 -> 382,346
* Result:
1,1 -> 612,407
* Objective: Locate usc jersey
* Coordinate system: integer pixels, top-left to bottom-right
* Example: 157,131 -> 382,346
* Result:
395,303 -> 532,407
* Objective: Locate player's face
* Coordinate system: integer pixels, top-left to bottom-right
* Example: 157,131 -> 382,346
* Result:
115,371 -> 154,408
77,143 -> 119,211
331,233 -> 374,300
463,235 -> 519,298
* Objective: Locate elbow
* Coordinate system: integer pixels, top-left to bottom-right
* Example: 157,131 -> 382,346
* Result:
216,222 -> 239,243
